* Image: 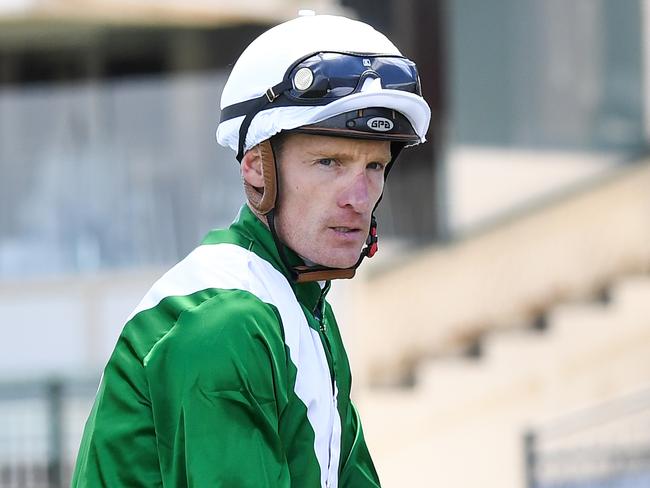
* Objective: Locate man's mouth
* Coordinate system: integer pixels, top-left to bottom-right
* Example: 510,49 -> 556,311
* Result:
328,226 -> 364,242
330,226 -> 360,233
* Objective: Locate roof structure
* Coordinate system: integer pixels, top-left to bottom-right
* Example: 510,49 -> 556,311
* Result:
0,0 -> 348,49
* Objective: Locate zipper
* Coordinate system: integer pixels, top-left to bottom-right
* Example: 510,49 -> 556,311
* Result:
314,281 -> 330,332
313,282 -> 337,486
313,282 -> 334,391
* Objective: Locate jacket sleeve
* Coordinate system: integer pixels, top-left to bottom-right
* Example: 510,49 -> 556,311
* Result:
339,402 -> 382,487
144,290 -> 291,488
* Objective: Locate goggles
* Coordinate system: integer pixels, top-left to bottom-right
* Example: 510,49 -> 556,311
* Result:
285,52 -> 421,101
220,51 -> 422,161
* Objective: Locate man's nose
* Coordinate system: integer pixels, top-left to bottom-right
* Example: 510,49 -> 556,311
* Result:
338,171 -> 370,213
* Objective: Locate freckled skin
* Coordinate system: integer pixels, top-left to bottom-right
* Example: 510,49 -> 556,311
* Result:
272,134 -> 391,269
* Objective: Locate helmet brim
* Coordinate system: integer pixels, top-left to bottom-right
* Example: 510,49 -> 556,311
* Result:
216,88 -> 430,154
290,107 -> 420,144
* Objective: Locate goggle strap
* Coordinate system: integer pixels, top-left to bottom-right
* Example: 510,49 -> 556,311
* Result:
222,79 -> 293,123
236,111 -> 256,162
230,81 -> 293,162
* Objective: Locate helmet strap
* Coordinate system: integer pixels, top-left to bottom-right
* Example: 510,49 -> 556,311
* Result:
235,80 -> 293,162
244,140 -> 277,216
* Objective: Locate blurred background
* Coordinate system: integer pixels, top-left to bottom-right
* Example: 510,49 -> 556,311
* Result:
1,0 -> 650,486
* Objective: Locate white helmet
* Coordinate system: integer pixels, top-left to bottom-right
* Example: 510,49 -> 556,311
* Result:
216,13 -> 431,161
216,13 -> 432,282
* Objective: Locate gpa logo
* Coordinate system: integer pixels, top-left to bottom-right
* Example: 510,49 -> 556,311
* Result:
367,117 -> 394,132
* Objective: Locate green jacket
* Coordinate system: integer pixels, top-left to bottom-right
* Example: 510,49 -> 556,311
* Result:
72,205 -> 381,487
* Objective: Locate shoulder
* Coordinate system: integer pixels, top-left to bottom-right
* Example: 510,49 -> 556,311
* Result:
173,288 -> 282,346
129,243 -> 259,322
120,241 -> 292,364
145,288 -> 286,395
145,285 -> 284,364
131,241 -> 295,319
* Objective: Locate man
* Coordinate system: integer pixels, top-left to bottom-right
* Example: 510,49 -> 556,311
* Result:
72,12 -> 430,488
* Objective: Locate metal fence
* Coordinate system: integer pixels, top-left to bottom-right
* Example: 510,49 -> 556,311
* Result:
0,378 -> 98,488
525,387 -> 650,488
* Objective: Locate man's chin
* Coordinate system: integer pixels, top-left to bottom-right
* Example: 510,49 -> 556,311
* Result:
315,252 -> 362,270
298,242 -> 365,269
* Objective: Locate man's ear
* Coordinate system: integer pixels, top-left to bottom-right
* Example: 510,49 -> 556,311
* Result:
241,146 -> 265,189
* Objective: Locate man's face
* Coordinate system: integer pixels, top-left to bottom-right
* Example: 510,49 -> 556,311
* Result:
274,133 -> 391,269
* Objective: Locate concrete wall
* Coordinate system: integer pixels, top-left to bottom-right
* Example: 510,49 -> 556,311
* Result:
0,269 -> 162,380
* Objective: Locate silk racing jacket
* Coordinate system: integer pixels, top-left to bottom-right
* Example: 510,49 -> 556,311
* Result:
72,205 -> 381,487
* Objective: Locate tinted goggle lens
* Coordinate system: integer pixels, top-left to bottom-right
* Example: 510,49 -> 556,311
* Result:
287,53 -> 421,100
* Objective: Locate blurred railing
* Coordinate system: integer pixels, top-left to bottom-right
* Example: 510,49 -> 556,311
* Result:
0,378 -> 98,488
525,387 -> 650,488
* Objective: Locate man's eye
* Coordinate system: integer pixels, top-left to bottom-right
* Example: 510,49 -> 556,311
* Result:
318,158 -> 335,167
368,162 -> 387,171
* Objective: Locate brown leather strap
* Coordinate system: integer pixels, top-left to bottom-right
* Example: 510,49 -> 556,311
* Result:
244,140 -> 278,215
293,266 -> 356,283
257,140 -> 277,214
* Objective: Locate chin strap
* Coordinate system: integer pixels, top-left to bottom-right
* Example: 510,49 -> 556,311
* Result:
290,215 -> 379,283
267,210 -> 377,283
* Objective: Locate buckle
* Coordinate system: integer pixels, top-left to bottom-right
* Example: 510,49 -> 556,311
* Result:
266,87 -> 278,102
